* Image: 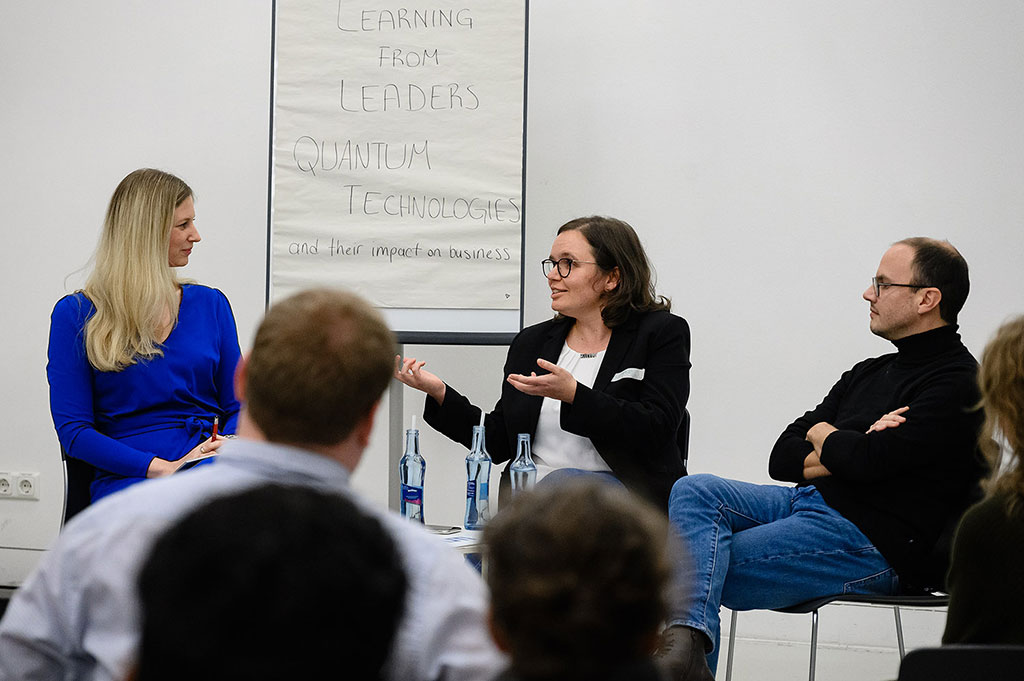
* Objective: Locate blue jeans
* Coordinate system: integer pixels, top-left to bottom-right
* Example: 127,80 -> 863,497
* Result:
667,474 -> 898,673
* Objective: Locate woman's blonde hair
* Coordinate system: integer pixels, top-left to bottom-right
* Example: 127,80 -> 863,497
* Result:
978,315 -> 1024,513
83,169 -> 193,371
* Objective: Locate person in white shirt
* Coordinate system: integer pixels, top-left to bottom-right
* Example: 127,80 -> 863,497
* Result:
0,288 -> 506,681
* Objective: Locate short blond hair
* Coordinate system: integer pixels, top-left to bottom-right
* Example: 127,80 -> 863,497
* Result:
84,169 -> 192,371
245,289 -> 395,446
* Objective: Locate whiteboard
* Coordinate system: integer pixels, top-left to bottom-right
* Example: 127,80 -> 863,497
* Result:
270,0 -> 527,341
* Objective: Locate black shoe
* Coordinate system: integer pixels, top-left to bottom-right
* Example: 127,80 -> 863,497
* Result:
654,625 -> 715,681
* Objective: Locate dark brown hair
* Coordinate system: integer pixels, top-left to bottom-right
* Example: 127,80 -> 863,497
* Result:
484,480 -> 670,681
557,216 -> 670,327
245,289 -> 395,446
896,237 -> 970,325
136,484 -> 406,681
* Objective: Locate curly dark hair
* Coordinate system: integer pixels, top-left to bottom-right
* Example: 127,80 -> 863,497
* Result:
484,479 -> 670,681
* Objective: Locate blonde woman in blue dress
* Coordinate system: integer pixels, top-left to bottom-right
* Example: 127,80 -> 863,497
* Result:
47,169 -> 241,503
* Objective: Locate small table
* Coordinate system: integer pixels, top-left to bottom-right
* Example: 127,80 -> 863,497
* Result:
439,528 -> 484,554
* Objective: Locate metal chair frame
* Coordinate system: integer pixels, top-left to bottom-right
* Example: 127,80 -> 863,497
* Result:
723,592 -> 949,681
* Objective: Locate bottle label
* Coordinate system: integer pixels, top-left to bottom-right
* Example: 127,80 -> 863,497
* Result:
401,485 -> 422,505
466,480 -> 476,499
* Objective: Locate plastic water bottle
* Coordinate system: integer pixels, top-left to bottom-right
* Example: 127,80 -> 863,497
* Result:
464,415 -> 491,530
399,415 -> 426,523
510,433 -> 537,494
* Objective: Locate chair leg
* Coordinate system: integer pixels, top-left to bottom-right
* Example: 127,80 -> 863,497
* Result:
725,609 -> 738,681
727,602 -> 910,681
893,606 -> 905,659
808,609 -> 818,681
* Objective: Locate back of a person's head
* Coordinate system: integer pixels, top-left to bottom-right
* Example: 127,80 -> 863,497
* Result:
483,480 -> 670,681
978,315 -> 1024,512
245,288 -> 396,446
134,484 -> 407,681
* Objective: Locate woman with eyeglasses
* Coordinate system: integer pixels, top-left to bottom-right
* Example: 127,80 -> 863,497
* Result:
47,169 -> 241,504
395,216 -> 690,506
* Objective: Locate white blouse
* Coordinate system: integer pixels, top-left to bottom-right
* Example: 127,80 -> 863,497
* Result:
531,342 -> 612,481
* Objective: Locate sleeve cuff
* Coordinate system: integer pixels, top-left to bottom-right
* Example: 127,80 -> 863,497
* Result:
819,429 -> 863,471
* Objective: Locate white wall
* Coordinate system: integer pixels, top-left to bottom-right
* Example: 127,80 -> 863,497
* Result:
0,2 -> 273,577
3,3 -> 1023,678
524,1 -> 1024,486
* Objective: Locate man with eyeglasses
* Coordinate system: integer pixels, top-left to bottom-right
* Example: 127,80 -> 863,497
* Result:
658,238 -> 985,681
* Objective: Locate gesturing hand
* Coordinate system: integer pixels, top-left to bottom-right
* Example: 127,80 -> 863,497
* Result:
506,358 -> 578,403
394,355 -> 447,404
866,406 -> 909,434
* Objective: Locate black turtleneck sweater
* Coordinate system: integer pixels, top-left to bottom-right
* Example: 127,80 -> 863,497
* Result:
768,325 -> 984,588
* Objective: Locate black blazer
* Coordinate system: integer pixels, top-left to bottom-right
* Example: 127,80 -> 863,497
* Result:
423,309 -> 690,507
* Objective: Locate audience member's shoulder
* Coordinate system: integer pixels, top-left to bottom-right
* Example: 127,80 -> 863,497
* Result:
352,498 -> 473,574
960,493 -> 1016,530
60,469 -> 242,555
368,503 -> 448,550
949,494 -> 1022,564
55,490 -> 173,564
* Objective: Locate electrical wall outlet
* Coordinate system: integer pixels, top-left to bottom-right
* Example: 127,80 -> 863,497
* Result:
0,472 -> 39,500
15,473 -> 40,500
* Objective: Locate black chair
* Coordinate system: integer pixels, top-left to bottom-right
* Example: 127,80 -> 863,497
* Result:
678,407 -> 690,472
723,591 -> 949,681
722,493 -> 971,681
0,586 -> 15,624
61,448 -> 94,526
897,644 -> 1024,681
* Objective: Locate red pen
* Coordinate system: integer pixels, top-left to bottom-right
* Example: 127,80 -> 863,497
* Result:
212,416 -> 219,441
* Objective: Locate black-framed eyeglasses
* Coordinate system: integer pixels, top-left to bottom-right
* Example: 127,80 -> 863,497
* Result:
871,277 -> 931,297
541,257 -> 599,277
